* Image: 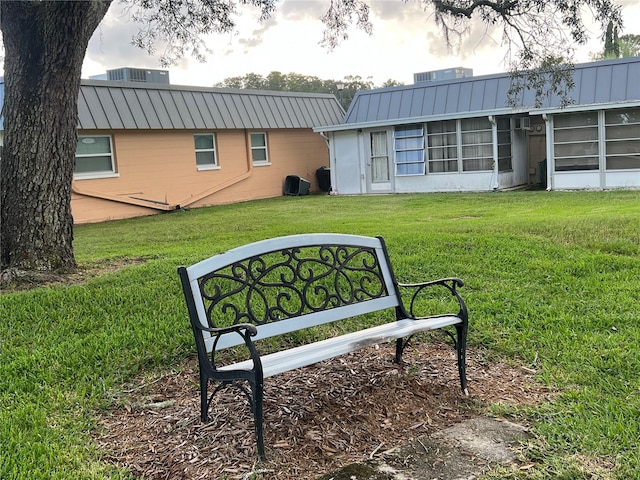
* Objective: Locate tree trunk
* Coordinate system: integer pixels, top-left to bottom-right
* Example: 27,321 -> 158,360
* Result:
0,0 -> 111,273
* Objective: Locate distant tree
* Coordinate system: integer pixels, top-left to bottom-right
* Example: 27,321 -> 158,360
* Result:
618,34 -> 640,57
265,71 -> 287,91
241,72 -> 267,90
604,21 -> 621,58
381,79 -> 405,88
0,0 -> 623,280
592,29 -> 640,60
216,72 -> 389,108
217,75 -> 246,89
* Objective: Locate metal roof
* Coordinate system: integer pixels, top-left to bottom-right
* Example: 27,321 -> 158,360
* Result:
315,56 -> 640,132
0,80 -> 345,131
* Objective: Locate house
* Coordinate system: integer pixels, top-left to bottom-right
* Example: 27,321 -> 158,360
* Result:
314,56 -> 640,194
0,78 -> 344,223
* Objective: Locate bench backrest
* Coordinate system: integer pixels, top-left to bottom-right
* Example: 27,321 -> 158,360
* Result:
178,234 -> 403,353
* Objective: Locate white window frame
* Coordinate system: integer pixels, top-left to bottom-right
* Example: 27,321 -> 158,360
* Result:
194,133 -> 219,171
605,107 -> 640,171
553,112 -> 600,171
427,120 -> 458,173
497,117 -> 512,172
74,135 -> 118,180
251,132 -> 270,166
394,124 -> 425,176
460,118 -> 494,172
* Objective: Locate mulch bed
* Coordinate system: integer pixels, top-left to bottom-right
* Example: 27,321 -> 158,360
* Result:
95,339 -> 554,479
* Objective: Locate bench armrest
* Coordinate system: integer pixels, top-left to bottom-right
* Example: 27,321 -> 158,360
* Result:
204,323 -> 263,377
397,277 -> 467,321
196,322 -> 258,337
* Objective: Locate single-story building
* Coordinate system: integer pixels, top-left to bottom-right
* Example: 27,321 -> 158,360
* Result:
314,56 -> 640,194
0,79 -> 344,223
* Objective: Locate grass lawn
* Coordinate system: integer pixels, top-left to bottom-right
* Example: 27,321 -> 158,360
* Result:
1,190 -> 639,479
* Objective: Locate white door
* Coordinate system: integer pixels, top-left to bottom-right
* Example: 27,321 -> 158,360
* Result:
368,131 -> 393,192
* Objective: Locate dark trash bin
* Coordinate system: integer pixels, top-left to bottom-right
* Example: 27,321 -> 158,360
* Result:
284,175 -> 311,196
538,159 -> 547,188
316,166 -> 331,193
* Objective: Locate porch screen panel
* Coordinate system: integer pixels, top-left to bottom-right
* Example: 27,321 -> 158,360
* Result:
427,120 -> 457,173
497,117 -> 512,172
461,118 -> 492,171
370,132 -> 390,183
553,112 -> 599,171
394,124 -> 425,175
605,107 -> 640,170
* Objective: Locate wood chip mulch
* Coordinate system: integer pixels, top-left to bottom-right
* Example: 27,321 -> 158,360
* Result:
95,339 -> 554,479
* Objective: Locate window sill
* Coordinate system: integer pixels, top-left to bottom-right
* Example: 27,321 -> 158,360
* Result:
197,165 -> 221,171
74,172 -> 120,180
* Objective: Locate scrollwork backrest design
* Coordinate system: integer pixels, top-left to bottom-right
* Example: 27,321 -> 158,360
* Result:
198,244 -> 388,328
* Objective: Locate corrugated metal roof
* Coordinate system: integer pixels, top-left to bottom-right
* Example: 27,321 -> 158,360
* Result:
0,80 -> 345,131
327,56 -> 640,131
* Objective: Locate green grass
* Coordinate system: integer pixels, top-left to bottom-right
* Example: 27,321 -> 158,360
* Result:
2,190 -> 640,479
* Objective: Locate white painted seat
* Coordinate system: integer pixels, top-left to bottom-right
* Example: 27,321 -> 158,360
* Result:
219,316 -> 462,378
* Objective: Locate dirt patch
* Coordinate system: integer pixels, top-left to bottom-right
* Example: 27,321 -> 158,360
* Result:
1,257 -> 150,292
95,340 -> 555,479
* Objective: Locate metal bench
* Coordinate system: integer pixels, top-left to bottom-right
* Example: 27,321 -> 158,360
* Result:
177,233 -> 468,459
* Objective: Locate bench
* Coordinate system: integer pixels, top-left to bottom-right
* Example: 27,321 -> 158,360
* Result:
177,233 -> 468,460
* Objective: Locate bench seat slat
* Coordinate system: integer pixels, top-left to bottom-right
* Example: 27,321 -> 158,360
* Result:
219,316 -> 462,378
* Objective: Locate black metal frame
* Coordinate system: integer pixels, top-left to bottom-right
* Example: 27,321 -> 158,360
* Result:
392,278 -> 468,394
177,236 -> 468,460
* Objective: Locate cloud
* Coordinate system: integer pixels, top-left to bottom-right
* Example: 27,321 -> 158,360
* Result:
85,5 -> 162,74
369,0 -> 433,21
279,0 -> 326,19
237,16 -> 279,49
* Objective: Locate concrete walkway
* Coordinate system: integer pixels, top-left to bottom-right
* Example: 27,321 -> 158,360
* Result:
318,417 -> 530,480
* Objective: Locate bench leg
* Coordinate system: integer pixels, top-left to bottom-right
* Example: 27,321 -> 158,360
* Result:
200,371 -> 210,422
395,336 -> 412,363
455,323 -> 469,396
248,376 -> 266,460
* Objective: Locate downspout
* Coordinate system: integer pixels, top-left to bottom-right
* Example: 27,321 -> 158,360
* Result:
357,129 -> 366,193
488,116 -> 499,190
177,129 -> 254,208
73,171 -> 255,212
177,171 -> 252,208
543,114 -> 552,191
319,131 -> 329,148
71,183 -> 178,211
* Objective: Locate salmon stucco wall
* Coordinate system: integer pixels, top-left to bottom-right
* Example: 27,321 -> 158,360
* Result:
71,129 -> 330,224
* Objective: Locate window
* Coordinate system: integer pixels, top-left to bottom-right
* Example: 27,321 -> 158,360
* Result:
194,134 -> 218,169
427,120 -> 457,173
461,118 -> 493,171
605,107 -> 640,170
553,112 -> 599,171
394,124 -> 425,175
251,132 -> 269,165
497,117 -> 512,172
75,135 -> 116,178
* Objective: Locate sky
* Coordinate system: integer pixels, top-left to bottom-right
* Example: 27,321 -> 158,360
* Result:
39,0 -> 640,87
